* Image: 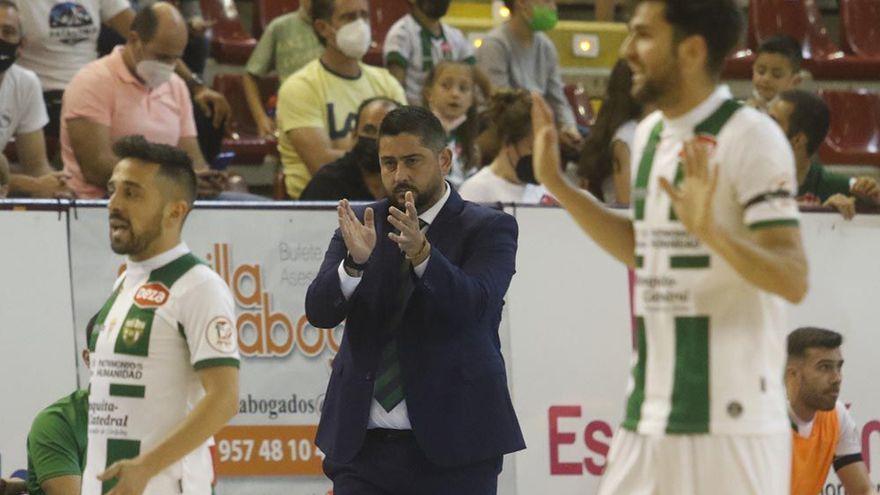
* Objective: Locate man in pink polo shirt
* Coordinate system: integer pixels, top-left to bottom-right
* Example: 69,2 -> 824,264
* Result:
61,1 -> 225,199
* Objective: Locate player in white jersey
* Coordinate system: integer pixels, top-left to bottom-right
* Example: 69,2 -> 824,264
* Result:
82,135 -> 240,495
530,1 -> 809,493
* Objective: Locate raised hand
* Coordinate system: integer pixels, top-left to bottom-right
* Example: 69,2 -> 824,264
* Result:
338,199 -> 376,264
387,191 -> 427,262
530,92 -> 563,187
659,139 -> 719,240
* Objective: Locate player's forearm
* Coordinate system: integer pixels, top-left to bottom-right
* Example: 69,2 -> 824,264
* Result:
242,73 -> 269,125
702,225 -> 808,303
139,379 -> 239,477
544,175 -> 636,267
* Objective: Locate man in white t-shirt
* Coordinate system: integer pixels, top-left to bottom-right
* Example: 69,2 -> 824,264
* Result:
0,0 -> 71,198
532,0 -> 809,493
83,135 -> 239,495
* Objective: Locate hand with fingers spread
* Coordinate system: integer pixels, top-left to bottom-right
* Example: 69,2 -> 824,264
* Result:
388,191 -> 430,265
659,139 -> 719,240
530,92 -> 564,188
823,193 -> 856,220
337,199 -> 377,264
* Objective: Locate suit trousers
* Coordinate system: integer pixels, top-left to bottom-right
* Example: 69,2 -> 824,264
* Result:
323,429 -> 503,495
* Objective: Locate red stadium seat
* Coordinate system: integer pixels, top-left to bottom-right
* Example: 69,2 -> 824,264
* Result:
817,90 -> 880,166
213,74 -> 280,165
200,0 -> 257,65
362,0 -> 410,66
253,0 -> 300,39
839,0 -> 880,59
564,84 -> 594,128
749,0 -> 880,79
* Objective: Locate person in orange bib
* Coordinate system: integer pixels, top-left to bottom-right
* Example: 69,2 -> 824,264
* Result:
786,327 -> 876,495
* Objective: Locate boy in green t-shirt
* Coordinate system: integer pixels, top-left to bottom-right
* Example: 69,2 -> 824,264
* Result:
25,390 -> 89,495
769,89 -> 880,219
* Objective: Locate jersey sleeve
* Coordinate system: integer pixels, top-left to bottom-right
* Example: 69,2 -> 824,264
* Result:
447,25 -> 475,63
27,410 -> 81,484
177,277 -> 240,370
245,20 -> 277,77
835,401 -> 863,459
728,115 -> 800,230
18,70 -> 49,134
277,74 -> 324,133
383,19 -> 412,69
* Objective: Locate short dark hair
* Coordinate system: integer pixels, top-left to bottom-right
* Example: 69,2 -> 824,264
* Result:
310,0 -> 335,45
378,106 -> 447,154
788,327 -> 843,359
757,35 -> 803,72
355,96 -> 400,127
777,89 -> 830,156
641,0 -> 744,76
112,135 -> 197,204
131,4 -> 159,42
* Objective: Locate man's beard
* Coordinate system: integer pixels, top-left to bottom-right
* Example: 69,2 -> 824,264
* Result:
801,382 -> 839,412
631,61 -> 681,107
109,211 -> 163,256
389,180 -> 442,213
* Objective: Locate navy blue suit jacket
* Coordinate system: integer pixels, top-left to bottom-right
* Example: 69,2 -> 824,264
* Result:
306,188 -> 526,467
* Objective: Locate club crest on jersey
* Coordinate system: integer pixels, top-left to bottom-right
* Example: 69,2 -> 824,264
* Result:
134,283 -> 170,308
122,318 -> 147,346
206,316 -> 237,353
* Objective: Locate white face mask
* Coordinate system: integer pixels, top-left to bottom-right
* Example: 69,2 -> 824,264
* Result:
136,59 -> 175,89
335,18 -> 371,60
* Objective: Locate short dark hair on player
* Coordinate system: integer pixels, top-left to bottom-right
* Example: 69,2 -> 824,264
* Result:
355,97 -> 400,127
757,35 -> 803,72
131,3 -> 159,42
777,89 -> 831,156
310,0 -> 336,45
378,106 -> 448,154
788,327 -> 843,359
635,0 -> 744,76
112,135 -> 197,205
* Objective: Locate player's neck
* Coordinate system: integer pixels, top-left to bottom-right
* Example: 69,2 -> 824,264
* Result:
321,49 -> 362,79
790,399 -> 818,423
412,9 -> 442,36
660,82 -> 716,120
129,236 -> 183,263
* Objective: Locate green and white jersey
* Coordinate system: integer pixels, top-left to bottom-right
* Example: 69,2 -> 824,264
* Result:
82,243 -> 240,495
625,86 -> 799,436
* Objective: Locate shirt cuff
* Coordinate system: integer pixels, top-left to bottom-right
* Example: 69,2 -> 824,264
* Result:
413,255 -> 430,278
338,260 -> 363,299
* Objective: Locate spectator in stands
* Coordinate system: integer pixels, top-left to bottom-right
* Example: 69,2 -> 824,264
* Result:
423,61 -> 481,189
769,89 -> 880,220
244,0 -> 323,138
577,59 -> 643,205
18,0 -> 229,147
384,0 -> 489,106
276,0 -> 406,199
61,2 -> 230,199
459,89 -> 548,203
0,1 -> 72,198
747,35 -> 802,112
300,97 -> 399,201
476,0 -> 582,156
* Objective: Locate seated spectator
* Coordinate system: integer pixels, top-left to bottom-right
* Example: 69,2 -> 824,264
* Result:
244,0 -> 323,138
476,0 -> 582,157
61,2 -> 230,199
276,0 -> 406,199
459,89 -> 548,203
18,0 -> 229,148
577,60 -> 643,205
747,35 -> 802,112
384,0 -> 489,106
768,89 -> 880,220
300,97 -> 399,201
423,61 -> 481,189
0,1 -> 71,198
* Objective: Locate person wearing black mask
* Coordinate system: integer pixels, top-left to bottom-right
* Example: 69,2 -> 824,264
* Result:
300,97 -> 400,201
383,0 -> 491,106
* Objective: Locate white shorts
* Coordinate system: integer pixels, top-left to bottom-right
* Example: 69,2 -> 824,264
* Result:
597,428 -> 791,495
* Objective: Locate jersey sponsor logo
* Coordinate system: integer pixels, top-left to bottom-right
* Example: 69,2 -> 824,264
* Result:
133,283 -> 170,308
206,316 -> 237,354
121,318 -> 147,347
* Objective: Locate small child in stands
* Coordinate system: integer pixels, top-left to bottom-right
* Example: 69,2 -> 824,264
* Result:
423,61 -> 481,189
747,34 -> 803,112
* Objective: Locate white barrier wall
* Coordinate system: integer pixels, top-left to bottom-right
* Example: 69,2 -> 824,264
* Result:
1,203 -> 878,494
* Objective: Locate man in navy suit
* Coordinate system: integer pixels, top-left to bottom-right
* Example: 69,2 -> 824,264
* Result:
306,106 -> 525,494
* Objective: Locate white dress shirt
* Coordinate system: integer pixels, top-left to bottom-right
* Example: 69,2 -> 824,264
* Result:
337,183 -> 451,430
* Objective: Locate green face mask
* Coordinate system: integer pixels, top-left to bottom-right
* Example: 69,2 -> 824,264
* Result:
528,4 -> 558,32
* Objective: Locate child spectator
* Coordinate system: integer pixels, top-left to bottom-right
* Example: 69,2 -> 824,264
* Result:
423,61 -> 481,189
747,34 -> 802,112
